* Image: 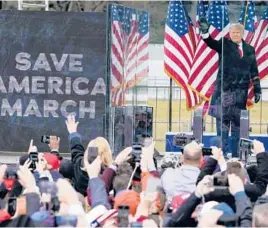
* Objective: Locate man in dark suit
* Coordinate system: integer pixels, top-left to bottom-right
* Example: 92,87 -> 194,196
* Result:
199,18 -> 261,157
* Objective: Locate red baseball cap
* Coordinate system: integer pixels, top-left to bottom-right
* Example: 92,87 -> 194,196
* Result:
43,153 -> 60,170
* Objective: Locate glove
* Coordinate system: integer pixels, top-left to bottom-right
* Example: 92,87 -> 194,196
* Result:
199,17 -> 210,34
255,93 -> 261,103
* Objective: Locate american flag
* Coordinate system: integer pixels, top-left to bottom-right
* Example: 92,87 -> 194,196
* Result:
110,5 -> 149,106
188,0 -> 230,100
251,7 -> 268,52
195,0 -> 210,116
164,0 -> 201,110
247,7 -> 268,106
239,0 -> 257,44
125,11 -> 149,89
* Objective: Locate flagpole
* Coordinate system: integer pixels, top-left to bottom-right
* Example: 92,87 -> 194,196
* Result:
243,0 -> 249,27
169,78 -> 172,132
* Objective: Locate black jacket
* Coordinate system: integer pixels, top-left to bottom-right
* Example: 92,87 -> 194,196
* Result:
164,190 -> 252,227
197,152 -> 268,204
163,192 -> 199,227
69,132 -> 89,196
69,132 -> 116,197
203,36 -> 261,117
234,192 -> 252,227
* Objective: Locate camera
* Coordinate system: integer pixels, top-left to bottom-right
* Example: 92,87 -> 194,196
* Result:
41,135 -> 50,144
173,133 -> 195,147
132,143 -> 142,162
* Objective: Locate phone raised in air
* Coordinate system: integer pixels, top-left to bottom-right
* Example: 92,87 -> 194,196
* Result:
29,152 -> 38,170
202,147 -> 212,156
88,147 -> 99,164
7,197 -> 17,216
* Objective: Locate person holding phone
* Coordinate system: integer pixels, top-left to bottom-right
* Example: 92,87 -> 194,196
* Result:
161,141 -> 202,202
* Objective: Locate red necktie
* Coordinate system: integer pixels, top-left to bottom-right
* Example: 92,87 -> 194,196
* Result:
238,45 -> 243,58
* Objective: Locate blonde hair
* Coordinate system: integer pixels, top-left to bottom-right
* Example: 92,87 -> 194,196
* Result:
87,137 -> 113,167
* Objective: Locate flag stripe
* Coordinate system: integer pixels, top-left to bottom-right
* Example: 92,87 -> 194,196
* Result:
164,1 -> 201,110
188,1 -> 230,101
110,5 -> 149,106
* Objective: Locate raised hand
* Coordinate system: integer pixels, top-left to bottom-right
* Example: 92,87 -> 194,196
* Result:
17,164 -> 37,192
253,139 -> 265,154
65,115 -> 79,134
199,17 -> 210,34
228,174 -> 245,196
84,156 -> 101,179
27,139 -> 37,154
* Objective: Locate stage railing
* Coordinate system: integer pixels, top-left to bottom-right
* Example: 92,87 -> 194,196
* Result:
131,85 -> 268,152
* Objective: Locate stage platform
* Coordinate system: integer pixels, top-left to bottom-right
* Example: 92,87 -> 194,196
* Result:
165,132 -> 268,152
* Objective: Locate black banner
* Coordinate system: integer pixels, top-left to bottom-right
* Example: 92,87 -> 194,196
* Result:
0,11 -> 107,152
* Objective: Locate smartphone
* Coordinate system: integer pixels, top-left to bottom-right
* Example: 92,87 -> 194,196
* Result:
202,147 -> 212,156
88,147 -> 99,164
7,197 -> 17,216
132,144 -> 142,162
213,176 -> 229,188
41,135 -> 50,144
239,138 -> 254,150
51,196 -> 60,212
29,152 -> 38,170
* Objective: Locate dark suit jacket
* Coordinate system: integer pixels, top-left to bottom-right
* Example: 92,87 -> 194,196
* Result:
203,36 -> 261,118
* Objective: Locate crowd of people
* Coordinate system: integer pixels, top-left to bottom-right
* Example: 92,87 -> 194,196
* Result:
0,114 -> 268,227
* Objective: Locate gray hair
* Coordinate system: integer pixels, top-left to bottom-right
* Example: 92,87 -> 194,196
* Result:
230,23 -> 244,33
